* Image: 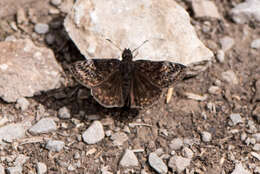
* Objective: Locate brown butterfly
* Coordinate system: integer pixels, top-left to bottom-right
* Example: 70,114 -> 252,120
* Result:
69,48 -> 186,108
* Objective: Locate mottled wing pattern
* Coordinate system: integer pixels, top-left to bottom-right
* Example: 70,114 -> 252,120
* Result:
91,71 -> 124,108
69,59 -> 120,87
130,70 -> 162,108
134,60 -> 186,88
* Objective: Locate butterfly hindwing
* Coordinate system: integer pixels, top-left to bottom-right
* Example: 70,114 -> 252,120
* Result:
91,71 -> 124,108
69,59 -> 120,87
134,60 -> 186,88
130,70 -> 162,108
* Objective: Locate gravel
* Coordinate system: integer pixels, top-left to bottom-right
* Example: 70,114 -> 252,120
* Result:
29,118 -> 57,134
201,131 -> 212,142
251,39 -> 260,49
229,113 -> 243,125
119,149 -> 139,167
36,162 -> 47,174
220,36 -> 234,52
82,121 -> 105,144
15,97 -> 30,111
169,138 -> 183,150
148,152 -> 168,174
45,140 -> 65,152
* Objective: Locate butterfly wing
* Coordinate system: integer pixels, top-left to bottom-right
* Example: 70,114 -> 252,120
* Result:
130,70 -> 162,108
134,60 -> 186,88
91,70 -> 124,108
69,59 -> 120,88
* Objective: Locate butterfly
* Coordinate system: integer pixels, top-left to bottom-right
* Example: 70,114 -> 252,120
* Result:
69,48 -> 186,108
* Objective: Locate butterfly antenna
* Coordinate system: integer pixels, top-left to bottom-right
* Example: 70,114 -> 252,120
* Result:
106,39 -> 122,51
132,40 -> 149,53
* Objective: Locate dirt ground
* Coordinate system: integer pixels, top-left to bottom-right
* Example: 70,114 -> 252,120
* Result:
0,0 -> 260,173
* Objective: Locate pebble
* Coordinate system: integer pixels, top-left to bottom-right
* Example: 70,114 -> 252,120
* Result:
67,164 -> 76,171
0,123 -> 26,144
105,130 -> 112,137
0,164 -> 4,174
182,147 -> 194,159
251,39 -> 260,49
219,36 -> 234,52
169,138 -> 183,150
148,153 -> 168,174
216,50 -> 225,63
253,133 -> 260,142
29,118 -> 57,134
230,0 -> 260,24
36,162 -> 47,174
229,113 -> 243,126
82,121 -> 104,144
14,154 -> 29,166
201,131 -> 212,142
50,0 -> 62,6
251,152 -> 260,161
74,152 -> 80,159
110,132 -> 128,146
16,97 -> 30,111
58,106 -> 71,119
240,132 -> 247,141
253,144 -> 260,151
168,155 -> 191,173
119,149 -> 139,167
34,23 -> 49,34
245,137 -> 256,145
45,33 -> 55,45
46,140 -> 65,152
221,70 -> 238,85
6,166 -> 23,174
208,86 -> 221,95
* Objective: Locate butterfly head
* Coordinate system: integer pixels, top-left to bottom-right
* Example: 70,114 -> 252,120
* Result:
122,48 -> 133,62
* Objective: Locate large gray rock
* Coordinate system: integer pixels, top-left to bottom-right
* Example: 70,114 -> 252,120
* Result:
0,39 -> 63,102
0,123 -> 27,145
64,0 -> 213,66
230,0 -> 260,24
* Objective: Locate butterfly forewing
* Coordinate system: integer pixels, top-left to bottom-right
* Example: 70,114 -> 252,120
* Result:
134,60 -> 186,88
69,59 -> 120,87
91,70 -> 124,108
130,70 -> 162,108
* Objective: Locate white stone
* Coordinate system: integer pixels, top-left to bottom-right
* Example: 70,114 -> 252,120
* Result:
82,121 -> 104,144
168,155 -> 191,173
253,144 -> 260,151
29,118 -> 57,134
230,0 -> 260,24
216,50 -> 225,63
192,0 -> 221,19
64,0 -> 213,66
16,97 -> 30,111
36,162 -> 47,174
169,138 -> 183,150
119,149 -> 139,167
148,153 -> 168,174
221,70 -> 238,85
0,39 -> 62,102
182,147 -> 194,159
251,39 -> 260,49
208,86 -> 221,95
201,131 -> 212,142
0,123 -> 26,145
34,23 -> 49,34
220,36 -> 234,52
229,113 -> 243,125
58,106 -> 71,119
46,140 -> 65,152
51,0 -> 61,6
231,163 -> 251,174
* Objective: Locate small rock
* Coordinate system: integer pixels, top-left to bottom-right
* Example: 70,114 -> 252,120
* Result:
82,121 -> 104,144
240,132 -> 247,141
220,36 -> 234,52
50,0 -> 62,6
0,164 -> 4,174
16,8 -> 27,24
251,39 -> 260,49
182,147 -> 194,159
148,153 -> 168,174
46,140 -> 65,152
34,23 -> 49,34
119,149 -> 139,167
192,0 -> 221,19
253,144 -> 260,151
230,0 -> 260,24
251,152 -> 260,161
253,133 -> 260,142
16,97 -> 30,111
0,123 -> 27,144
245,137 -> 256,145
168,155 -> 191,173
14,154 -> 29,166
221,70 -> 238,85
208,86 -> 221,95
216,50 -> 225,63
58,106 -> 71,119
67,164 -> 76,171
247,120 -> 258,133
36,162 -> 47,174
229,113 -> 243,125
29,118 -> 57,134
183,92 -> 207,101
105,130 -> 112,137
74,152 -> 80,159
6,166 -> 23,174
201,131 -> 212,142
169,138 -> 183,150
110,132 -> 128,146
